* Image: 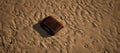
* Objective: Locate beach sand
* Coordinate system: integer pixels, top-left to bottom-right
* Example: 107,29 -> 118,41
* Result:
0,0 -> 120,53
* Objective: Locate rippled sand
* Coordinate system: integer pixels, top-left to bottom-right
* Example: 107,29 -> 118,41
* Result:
0,0 -> 120,53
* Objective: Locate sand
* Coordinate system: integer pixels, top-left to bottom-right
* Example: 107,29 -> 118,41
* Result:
0,0 -> 120,53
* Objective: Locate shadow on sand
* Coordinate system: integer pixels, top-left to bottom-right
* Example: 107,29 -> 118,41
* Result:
33,21 -> 52,37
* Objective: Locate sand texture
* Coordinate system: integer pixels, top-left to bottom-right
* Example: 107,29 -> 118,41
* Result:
0,0 -> 120,53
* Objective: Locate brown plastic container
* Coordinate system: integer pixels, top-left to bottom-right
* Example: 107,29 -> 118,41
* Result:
40,16 -> 63,35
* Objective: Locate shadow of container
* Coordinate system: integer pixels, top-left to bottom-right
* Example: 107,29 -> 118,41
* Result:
33,21 -> 52,37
